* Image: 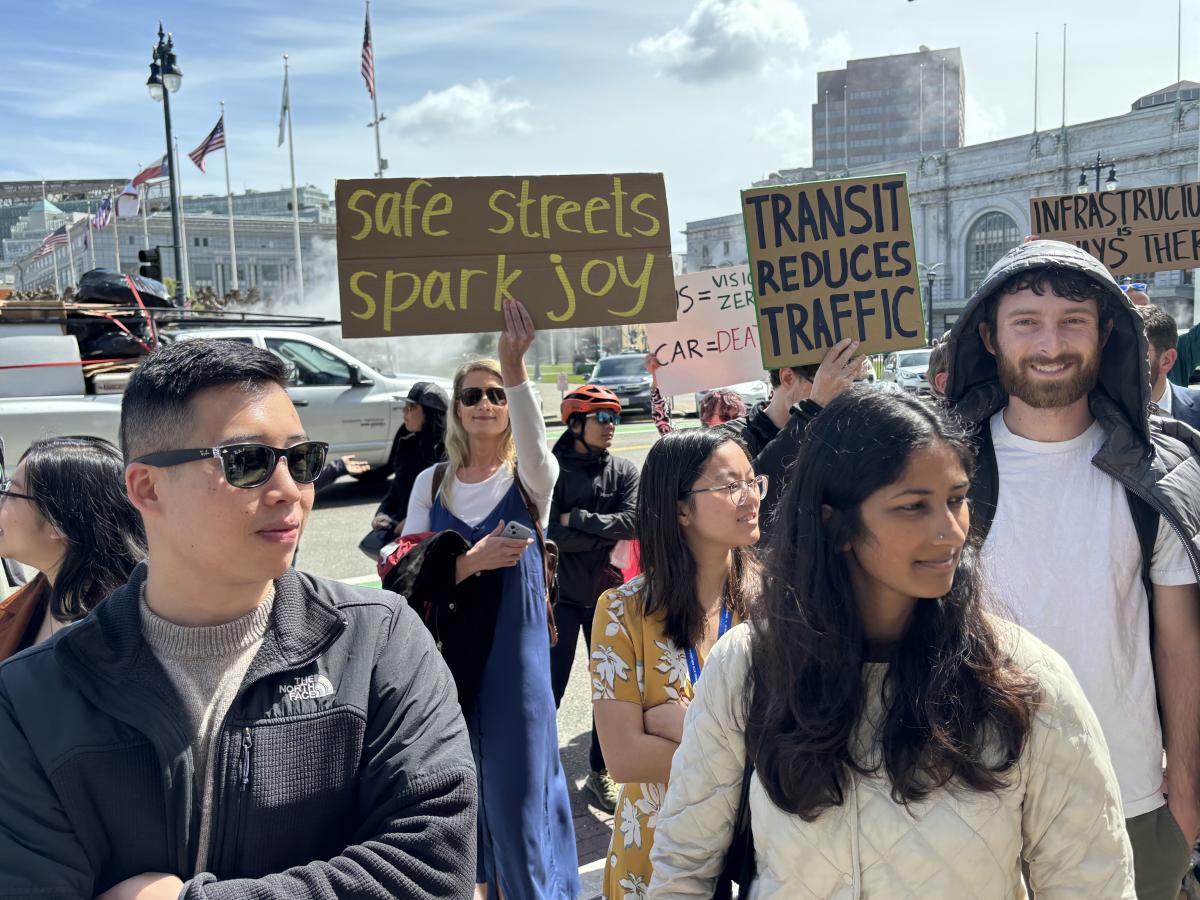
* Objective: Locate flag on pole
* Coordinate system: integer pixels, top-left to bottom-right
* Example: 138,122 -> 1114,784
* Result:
278,70 -> 290,147
188,115 -> 226,173
33,225 -> 68,259
361,14 -> 376,99
133,155 -> 170,187
116,180 -> 140,218
91,198 -> 113,230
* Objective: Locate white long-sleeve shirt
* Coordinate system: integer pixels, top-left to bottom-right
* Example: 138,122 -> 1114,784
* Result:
404,380 -> 558,532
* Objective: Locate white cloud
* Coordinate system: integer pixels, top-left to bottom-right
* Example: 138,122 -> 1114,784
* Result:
631,0 -> 810,83
390,80 -> 533,144
966,94 -> 1008,144
753,109 -> 808,154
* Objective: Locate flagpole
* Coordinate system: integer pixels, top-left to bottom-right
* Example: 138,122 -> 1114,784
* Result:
65,215 -> 78,290
112,193 -> 122,273
284,53 -> 305,303
174,136 -> 192,304
87,201 -> 98,269
140,175 -> 150,251
42,181 -> 61,296
366,0 -> 385,178
220,100 -> 239,293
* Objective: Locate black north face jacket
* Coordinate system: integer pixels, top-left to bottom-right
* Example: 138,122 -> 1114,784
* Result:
0,564 -> 477,899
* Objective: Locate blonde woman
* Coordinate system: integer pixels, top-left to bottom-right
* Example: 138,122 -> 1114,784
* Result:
405,299 -> 579,900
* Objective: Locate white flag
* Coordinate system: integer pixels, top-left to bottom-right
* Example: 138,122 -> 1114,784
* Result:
115,181 -> 140,218
278,70 -> 289,147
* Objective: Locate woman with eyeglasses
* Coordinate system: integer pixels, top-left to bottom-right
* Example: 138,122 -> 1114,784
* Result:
404,299 -> 579,900
371,381 -> 450,536
647,390 -> 1134,898
589,428 -> 764,899
0,436 -> 146,660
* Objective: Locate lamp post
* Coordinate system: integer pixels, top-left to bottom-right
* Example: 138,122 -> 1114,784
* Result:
147,23 -> 185,306
1076,152 -> 1118,194
918,262 -> 943,343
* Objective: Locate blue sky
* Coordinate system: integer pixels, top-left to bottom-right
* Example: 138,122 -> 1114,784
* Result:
2,0 -> 1197,249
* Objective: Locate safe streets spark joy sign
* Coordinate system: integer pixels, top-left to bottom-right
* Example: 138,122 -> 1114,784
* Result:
335,174 -> 677,337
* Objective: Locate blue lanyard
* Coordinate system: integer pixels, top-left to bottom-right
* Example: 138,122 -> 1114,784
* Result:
686,606 -> 732,685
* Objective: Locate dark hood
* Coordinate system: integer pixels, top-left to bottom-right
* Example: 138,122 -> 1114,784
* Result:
552,429 -> 610,465
943,239 -> 1151,442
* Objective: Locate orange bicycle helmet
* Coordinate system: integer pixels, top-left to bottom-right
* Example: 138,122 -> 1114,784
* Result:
561,384 -> 622,424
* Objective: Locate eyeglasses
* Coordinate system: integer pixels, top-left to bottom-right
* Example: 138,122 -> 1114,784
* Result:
587,411 -> 621,426
0,480 -> 34,503
683,474 -> 768,507
132,441 -> 329,489
458,387 -> 508,407
1119,282 -> 1148,293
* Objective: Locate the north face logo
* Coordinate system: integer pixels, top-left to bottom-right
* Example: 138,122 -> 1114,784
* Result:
279,674 -> 335,701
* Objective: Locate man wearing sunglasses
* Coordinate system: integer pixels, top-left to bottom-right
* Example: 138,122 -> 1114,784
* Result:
0,339 -> 476,899
548,384 -> 639,813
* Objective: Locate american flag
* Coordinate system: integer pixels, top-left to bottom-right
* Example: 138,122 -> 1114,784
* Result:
132,155 -> 169,187
33,225 -> 67,259
91,198 -> 112,230
361,13 -> 375,99
188,115 -> 226,173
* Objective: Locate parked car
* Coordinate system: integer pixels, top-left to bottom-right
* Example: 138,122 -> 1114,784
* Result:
0,327 -> 451,481
880,348 -> 933,396
694,379 -> 771,414
587,352 -> 652,414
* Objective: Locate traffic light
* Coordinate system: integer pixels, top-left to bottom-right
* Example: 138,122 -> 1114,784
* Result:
138,247 -> 162,281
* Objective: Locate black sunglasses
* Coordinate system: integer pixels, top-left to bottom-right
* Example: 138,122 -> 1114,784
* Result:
458,387 -> 508,407
133,441 -> 329,489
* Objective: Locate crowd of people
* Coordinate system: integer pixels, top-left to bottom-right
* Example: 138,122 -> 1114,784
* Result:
0,240 -> 1199,899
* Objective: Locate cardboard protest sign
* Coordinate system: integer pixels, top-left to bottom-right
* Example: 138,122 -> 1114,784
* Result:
335,174 -> 676,338
645,265 -> 764,395
741,173 -> 926,368
1029,183 -> 1200,277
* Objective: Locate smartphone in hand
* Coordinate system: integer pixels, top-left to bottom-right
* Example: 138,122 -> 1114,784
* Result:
501,521 -> 535,542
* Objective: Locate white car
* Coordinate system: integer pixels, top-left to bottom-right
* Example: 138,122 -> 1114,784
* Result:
881,349 -> 934,396
0,327 -> 451,481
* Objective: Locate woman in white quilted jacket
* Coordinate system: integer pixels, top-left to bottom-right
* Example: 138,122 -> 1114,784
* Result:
648,389 -> 1136,899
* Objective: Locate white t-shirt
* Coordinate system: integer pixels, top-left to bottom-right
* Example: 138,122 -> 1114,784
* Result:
404,380 -> 558,531
979,412 -> 1195,818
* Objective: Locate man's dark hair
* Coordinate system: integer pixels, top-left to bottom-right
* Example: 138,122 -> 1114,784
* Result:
984,266 -> 1116,339
120,338 -> 290,461
1138,304 -> 1178,356
768,364 -> 820,388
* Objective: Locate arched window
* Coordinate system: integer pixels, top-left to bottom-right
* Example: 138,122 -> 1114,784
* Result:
966,212 -> 1020,294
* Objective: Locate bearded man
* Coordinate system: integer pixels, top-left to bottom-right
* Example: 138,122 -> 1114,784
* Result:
942,240 -> 1200,900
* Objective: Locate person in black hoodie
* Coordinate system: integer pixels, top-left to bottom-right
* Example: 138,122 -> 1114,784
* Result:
372,381 -> 450,536
548,384 -> 639,814
0,339 -> 476,899
943,240 -> 1200,900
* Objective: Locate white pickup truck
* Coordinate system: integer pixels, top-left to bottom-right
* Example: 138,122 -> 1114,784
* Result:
0,327 -> 451,480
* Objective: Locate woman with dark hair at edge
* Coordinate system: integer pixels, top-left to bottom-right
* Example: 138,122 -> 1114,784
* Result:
405,299 -> 578,900
648,389 -> 1135,898
371,380 -> 450,536
590,428 -> 763,899
0,436 -> 146,660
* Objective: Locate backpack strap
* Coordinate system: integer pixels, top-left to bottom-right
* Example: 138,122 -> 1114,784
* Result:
430,462 -> 449,506
1124,489 -> 1159,611
967,421 -> 1000,543
512,465 -> 559,647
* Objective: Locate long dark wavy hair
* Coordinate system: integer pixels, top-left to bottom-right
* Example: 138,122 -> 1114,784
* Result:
20,436 -> 146,622
637,428 -> 761,648
747,389 -> 1038,820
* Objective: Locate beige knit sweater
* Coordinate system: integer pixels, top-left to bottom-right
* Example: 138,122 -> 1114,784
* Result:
140,587 -> 274,875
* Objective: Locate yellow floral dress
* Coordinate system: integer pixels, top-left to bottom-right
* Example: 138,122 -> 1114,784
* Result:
589,574 -> 739,899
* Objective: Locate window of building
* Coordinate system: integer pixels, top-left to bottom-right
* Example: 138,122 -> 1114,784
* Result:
723,240 -> 730,256
203,238 -> 209,247
966,212 -> 1021,294
702,245 -> 710,263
